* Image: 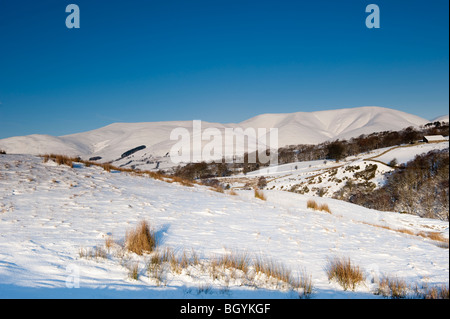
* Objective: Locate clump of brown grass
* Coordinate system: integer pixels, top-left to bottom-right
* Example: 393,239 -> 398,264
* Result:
125,221 -> 157,255
307,199 -> 319,210
422,284 -> 449,299
377,275 -> 409,298
169,176 -> 194,187
147,249 -> 171,285
319,203 -> 331,214
229,189 -> 238,196
42,154 -> 75,168
165,248 -> 202,275
307,199 -> 331,213
254,255 -> 292,284
104,235 -> 115,252
144,170 -> 166,181
78,246 -> 107,259
213,251 -> 251,274
210,186 -> 224,193
418,231 -> 448,244
128,262 -> 140,280
254,188 -> 266,201
325,256 -> 365,291
292,269 -> 314,299
253,255 -> 314,297
101,163 -> 114,172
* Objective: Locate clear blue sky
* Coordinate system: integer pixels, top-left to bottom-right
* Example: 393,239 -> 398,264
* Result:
0,0 -> 448,138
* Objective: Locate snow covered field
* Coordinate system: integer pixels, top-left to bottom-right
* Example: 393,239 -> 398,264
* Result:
0,154 -> 448,299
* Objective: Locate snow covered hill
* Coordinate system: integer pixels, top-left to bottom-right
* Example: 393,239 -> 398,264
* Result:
0,154 -> 448,298
0,107 -> 436,171
222,140 -> 449,200
432,115 -> 449,123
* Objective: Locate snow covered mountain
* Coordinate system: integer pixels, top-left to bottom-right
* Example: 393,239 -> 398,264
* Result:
0,106 -> 437,168
432,114 -> 449,123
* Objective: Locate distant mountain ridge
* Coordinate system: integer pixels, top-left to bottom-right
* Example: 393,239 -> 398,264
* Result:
0,106 -> 444,167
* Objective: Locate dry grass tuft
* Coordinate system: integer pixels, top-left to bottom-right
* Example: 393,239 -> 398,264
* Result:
254,188 -> 266,201
104,235 -> 115,252
319,203 -> 332,214
125,220 -> 157,255
422,284 -> 449,299
101,163 -> 114,172
169,176 -> 194,187
292,269 -> 314,299
307,199 -> 319,210
254,256 -> 292,284
325,256 -> 365,291
253,255 -> 314,297
377,276 -> 408,298
42,154 -> 75,168
78,246 -> 107,259
147,249 -> 171,285
128,262 -> 140,280
210,186 -> 224,193
214,251 -> 251,274
307,199 -> 331,213
418,231 -> 448,244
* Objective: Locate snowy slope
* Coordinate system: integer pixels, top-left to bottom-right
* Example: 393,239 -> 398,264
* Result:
373,141 -> 449,166
223,141 -> 449,199
0,107 -> 430,169
0,154 -> 448,298
432,115 -> 449,123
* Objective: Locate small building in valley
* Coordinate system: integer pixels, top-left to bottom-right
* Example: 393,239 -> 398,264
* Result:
423,135 -> 446,143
